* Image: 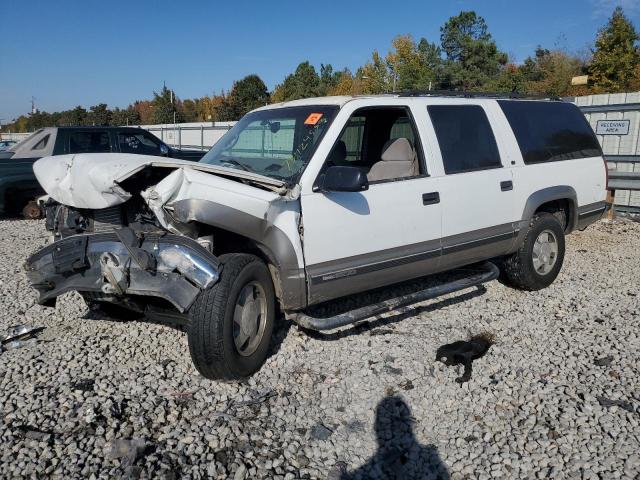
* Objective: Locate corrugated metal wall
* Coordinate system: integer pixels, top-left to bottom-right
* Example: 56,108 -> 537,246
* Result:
573,92 -> 640,209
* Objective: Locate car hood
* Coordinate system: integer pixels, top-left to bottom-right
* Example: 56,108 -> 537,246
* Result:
33,153 -> 287,209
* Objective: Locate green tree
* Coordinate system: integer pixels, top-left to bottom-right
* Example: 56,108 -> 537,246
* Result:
272,62 -> 321,102
111,106 -> 141,126
440,11 -> 508,90
180,99 -> 198,122
87,103 -> 111,126
590,6 -> 640,92
57,106 -> 88,126
228,74 -> 270,118
152,86 -> 182,124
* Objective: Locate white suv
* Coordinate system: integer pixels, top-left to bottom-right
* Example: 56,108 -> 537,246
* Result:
27,93 -> 608,379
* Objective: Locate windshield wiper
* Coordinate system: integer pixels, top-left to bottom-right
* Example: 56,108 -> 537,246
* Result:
221,159 -> 254,172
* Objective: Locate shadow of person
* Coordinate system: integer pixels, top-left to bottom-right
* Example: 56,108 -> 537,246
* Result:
340,395 -> 450,480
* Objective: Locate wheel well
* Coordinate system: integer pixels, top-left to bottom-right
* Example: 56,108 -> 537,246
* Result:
534,199 -> 573,231
205,226 -> 285,308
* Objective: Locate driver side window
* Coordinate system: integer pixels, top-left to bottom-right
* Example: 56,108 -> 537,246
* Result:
325,107 -> 424,183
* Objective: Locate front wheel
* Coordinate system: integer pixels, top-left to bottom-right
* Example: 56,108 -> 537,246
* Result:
501,213 -> 566,290
188,253 -> 275,380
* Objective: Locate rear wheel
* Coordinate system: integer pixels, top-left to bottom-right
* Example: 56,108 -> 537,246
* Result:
501,213 -> 565,290
188,253 -> 275,380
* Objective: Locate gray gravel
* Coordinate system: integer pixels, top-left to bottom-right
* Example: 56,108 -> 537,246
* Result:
1,218 -> 639,479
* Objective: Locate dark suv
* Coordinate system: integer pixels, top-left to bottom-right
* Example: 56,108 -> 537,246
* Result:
0,126 -> 205,217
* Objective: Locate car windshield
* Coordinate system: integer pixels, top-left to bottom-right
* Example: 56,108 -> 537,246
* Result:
199,105 -> 338,183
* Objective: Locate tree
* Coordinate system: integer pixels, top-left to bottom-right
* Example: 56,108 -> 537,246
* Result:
440,11 -> 507,90
133,101 -> 154,124
87,103 -> 111,126
271,62 -> 321,102
57,106 -> 87,126
181,99 -> 198,122
111,106 -> 140,126
152,86 -> 182,124
590,6 -> 640,92
228,75 -> 270,118
386,35 -> 440,91
357,51 -> 390,94
523,49 -> 585,96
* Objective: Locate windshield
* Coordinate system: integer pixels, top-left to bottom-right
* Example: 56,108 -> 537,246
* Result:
199,105 -> 338,183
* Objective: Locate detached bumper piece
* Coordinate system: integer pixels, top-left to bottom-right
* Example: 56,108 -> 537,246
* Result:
293,261 -> 500,331
25,228 -> 220,313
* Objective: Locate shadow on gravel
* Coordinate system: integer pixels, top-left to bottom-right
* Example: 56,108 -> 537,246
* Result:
339,396 -> 450,480
300,286 -> 486,341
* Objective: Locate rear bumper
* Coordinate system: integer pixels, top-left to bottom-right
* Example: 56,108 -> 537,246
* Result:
25,230 -> 220,312
577,201 -> 610,230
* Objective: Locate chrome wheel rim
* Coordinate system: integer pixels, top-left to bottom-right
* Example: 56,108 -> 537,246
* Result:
532,229 -> 558,275
232,281 -> 267,357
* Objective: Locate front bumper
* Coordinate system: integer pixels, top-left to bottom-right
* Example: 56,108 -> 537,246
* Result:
25,230 -> 220,312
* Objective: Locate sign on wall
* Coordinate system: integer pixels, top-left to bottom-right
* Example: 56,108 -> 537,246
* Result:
596,119 -> 630,135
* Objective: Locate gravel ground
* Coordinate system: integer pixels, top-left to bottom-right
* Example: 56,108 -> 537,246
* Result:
0,218 -> 639,480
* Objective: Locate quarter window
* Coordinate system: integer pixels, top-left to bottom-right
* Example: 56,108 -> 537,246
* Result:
428,105 -> 502,174
498,100 -> 602,164
69,131 -> 111,153
32,135 -> 50,150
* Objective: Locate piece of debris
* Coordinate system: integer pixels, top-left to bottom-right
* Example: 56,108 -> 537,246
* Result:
310,423 -> 333,441
594,356 -> 614,367
15,425 -> 54,443
107,438 -> 150,466
399,379 -> 415,391
596,396 -> 634,413
71,379 -> 95,392
1,324 -> 44,347
436,332 -> 495,385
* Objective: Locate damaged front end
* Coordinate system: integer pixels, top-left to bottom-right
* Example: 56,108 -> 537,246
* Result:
25,226 -> 220,313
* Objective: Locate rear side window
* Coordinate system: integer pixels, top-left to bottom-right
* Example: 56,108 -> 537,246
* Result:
498,101 -> 602,164
118,132 -> 162,155
428,105 -> 502,174
69,131 -> 111,154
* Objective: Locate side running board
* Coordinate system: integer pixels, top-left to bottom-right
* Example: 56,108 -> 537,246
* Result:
291,261 -> 500,331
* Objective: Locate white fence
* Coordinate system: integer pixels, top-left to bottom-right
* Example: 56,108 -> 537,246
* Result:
140,122 -> 235,150
573,92 -> 640,210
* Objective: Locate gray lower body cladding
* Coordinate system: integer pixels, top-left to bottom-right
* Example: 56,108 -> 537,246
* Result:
25,231 -> 221,312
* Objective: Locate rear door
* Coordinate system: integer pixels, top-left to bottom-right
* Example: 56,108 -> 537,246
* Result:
300,104 -> 442,305
426,103 -> 517,269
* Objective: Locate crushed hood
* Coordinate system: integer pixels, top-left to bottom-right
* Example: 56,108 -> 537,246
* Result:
33,153 -> 287,209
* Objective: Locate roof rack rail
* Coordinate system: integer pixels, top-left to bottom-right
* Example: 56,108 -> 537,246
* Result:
395,90 -> 562,101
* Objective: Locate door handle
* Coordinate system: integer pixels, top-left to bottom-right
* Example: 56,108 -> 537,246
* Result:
500,180 -> 513,191
422,192 -> 440,205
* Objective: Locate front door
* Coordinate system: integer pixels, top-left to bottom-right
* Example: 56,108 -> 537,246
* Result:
301,106 -> 442,305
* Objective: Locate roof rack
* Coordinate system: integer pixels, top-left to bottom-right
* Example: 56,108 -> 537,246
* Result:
395,90 -> 561,101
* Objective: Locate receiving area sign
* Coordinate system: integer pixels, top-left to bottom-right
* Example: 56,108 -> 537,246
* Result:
596,119 -> 630,135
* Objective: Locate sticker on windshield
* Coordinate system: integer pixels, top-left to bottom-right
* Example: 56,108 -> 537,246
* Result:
304,113 -> 324,125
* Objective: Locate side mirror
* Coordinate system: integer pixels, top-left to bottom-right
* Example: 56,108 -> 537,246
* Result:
160,143 -> 170,156
318,166 -> 369,193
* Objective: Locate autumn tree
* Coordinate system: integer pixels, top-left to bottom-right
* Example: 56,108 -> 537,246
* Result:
386,35 -> 441,91
590,6 -> 640,92
357,51 -> 390,94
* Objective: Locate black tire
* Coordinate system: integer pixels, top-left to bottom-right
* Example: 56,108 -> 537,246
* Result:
501,212 -> 565,291
188,253 -> 275,380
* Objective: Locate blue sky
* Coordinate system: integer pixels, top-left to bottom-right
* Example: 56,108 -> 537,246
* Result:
1,0 -> 639,122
